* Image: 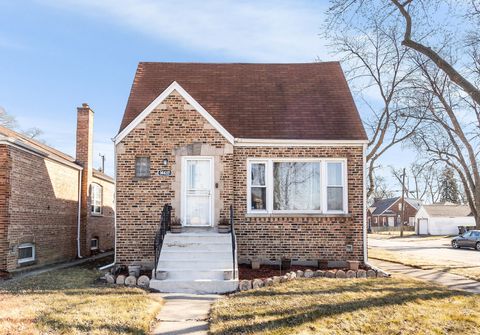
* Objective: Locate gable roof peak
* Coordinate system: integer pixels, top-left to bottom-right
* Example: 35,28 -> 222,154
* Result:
118,62 -> 367,142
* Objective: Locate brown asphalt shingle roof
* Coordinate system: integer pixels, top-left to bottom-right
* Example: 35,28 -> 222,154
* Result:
0,125 -> 76,164
119,62 -> 367,141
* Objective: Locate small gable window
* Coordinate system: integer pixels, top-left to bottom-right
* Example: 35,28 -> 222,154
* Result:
135,157 -> 150,177
91,183 -> 103,215
18,243 -> 35,264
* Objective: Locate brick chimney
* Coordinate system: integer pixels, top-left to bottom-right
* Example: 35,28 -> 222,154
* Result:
76,103 -> 94,256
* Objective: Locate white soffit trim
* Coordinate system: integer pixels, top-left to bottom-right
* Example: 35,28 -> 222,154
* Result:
234,138 -> 368,147
114,81 -> 235,145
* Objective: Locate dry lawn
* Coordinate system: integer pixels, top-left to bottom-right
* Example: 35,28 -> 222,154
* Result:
210,277 -> 480,335
0,263 -> 162,335
369,247 -> 480,282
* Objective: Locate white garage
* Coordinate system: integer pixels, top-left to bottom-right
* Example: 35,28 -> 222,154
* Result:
415,203 -> 475,235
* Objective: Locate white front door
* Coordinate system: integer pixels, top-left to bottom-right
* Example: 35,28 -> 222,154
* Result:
182,157 -> 213,227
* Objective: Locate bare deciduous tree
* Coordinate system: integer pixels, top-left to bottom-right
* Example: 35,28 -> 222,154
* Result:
391,162 -> 441,203
408,59 -> 480,227
325,11 -> 421,198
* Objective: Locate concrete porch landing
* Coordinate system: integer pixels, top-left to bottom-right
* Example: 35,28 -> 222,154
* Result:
150,232 -> 238,294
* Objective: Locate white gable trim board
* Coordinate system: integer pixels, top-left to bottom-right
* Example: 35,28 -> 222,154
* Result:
113,81 -> 369,147
114,81 -> 235,145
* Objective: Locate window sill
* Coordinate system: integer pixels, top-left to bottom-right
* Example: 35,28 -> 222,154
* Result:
245,213 -> 352,218
91,213 -> 103,217
18,259 -> 36,267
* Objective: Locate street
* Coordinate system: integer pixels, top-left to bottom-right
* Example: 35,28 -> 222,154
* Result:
369,235 -> 480,269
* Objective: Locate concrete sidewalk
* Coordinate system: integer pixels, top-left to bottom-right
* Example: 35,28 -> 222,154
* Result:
152,293 -> 221,335
371,259 -> 480,294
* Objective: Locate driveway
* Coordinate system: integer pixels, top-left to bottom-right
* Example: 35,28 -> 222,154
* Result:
369,236 -> 480,268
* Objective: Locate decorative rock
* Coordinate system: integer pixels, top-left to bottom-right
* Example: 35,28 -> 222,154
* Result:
137,275 -> 150,287
335,270 -> 346,278
325,270 -> 336,278
125,275 -> 137,286
314,270 -> 325,277
116,275 -> 126,285
105,274 -> 115,284
289,272 -> 297,280
239,280 -> 252,291
296,270 -> 304,278
252,278 -> 264,289
366,269 -> 377,278
272,276 -> 281,284
346,270 -> 356,278
304,269 -> 314,278
264,278 -> 274,286
280,275 -> 288,283
356,269 -> 367,278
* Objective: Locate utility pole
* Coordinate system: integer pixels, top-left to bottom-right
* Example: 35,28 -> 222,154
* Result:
99,153 -> 105,172
400,168 -> 406,237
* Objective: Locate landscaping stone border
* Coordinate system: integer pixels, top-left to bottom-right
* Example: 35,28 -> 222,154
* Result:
238,267 -> 389,292
102,273 -> 150,288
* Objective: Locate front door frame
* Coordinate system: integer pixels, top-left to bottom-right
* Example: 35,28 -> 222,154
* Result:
181,156 -> 214,227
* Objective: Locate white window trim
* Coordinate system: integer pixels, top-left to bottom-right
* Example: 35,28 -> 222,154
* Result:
324,160 -> 349,214
91,183 -> 103,215
18,243 -> 35,264
246,158 -> 348,215
90,238 -> 99,250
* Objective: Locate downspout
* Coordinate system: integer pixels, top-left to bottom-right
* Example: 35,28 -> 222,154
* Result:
99,140 -> 117,271
77,167 -> 83,259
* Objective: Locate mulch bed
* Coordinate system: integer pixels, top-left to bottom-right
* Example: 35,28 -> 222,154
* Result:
239,264 -> 317,280
238,263 -> 371,280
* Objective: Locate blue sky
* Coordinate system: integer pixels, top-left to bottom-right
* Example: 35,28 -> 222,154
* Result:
0,0 -> 413,179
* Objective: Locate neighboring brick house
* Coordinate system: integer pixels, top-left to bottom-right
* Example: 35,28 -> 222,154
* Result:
114,62 -> 368,293
0,104 -> 114,273
367,197 -> 422,228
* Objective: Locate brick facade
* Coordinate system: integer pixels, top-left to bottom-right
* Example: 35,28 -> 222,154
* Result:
2,146 -> 79,271
0,145 -> 11,271
87,173 -> 115,252
116,91 -> 365,268
0,105 -> 115,272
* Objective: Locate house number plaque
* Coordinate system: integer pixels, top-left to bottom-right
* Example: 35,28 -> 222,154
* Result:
157,170 -> 172,176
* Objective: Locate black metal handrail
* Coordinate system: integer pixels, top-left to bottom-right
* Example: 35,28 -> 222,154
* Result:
230,204 -> 237,280
154,204 -> 172,276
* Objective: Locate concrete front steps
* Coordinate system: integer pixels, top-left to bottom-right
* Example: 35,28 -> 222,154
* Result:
150,232 -> 238,294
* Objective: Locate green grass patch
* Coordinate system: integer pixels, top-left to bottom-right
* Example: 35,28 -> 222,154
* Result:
210,277 -> 480,335
0,263 -> 162,335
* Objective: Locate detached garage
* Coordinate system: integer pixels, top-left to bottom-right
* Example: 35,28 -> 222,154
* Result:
415,203 -> 475,235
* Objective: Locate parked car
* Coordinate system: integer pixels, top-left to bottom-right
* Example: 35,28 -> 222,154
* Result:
451,230 -> 480,250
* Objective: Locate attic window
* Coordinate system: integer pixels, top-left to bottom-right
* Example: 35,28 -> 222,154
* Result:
135,157 -> 150,177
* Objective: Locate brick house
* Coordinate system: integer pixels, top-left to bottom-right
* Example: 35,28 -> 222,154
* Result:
367,197 -> 422,228
0,104 -> 114,273
114,62 -> 368,293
